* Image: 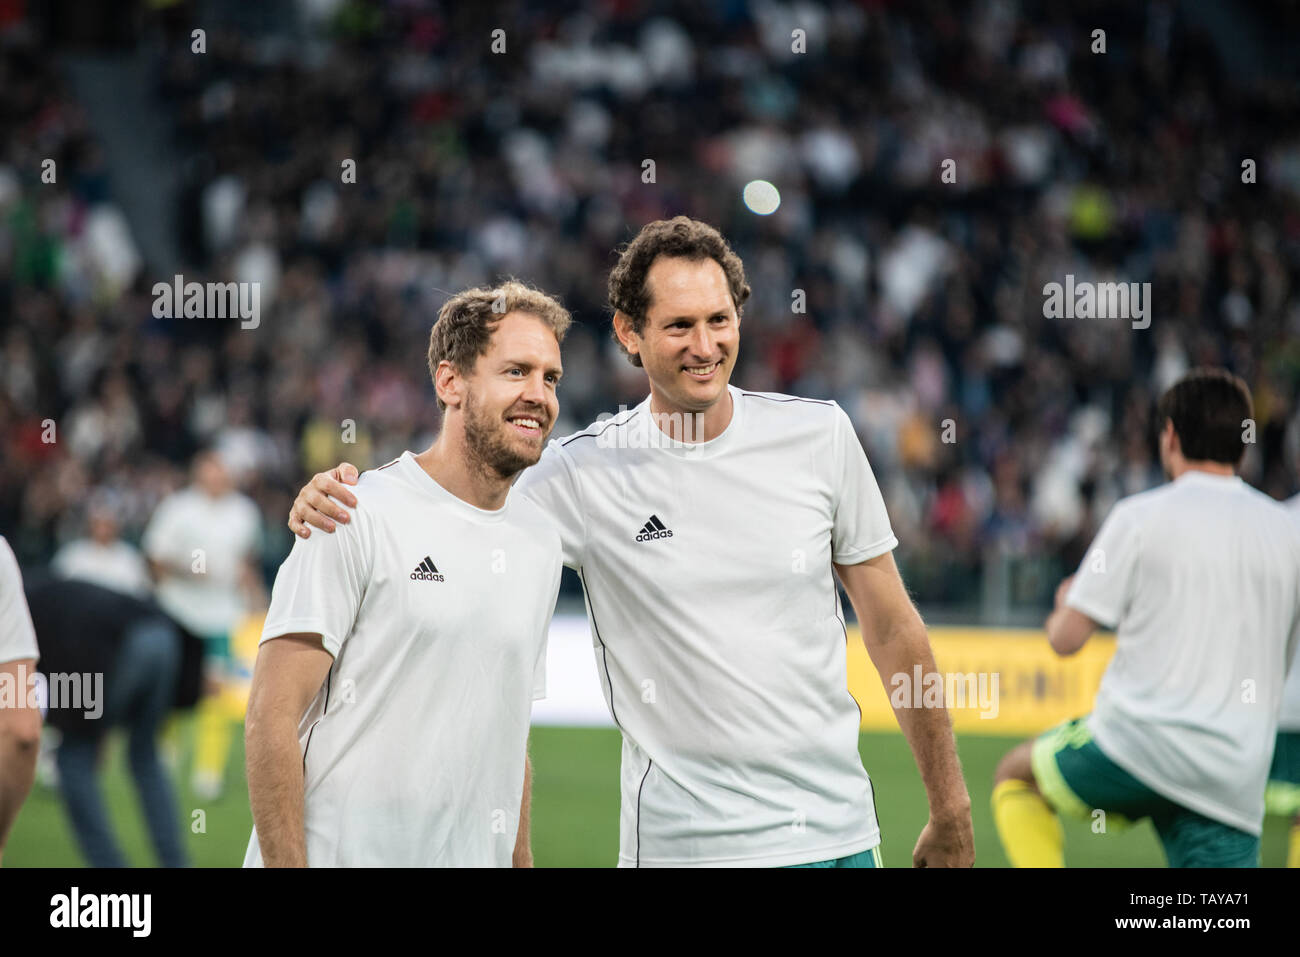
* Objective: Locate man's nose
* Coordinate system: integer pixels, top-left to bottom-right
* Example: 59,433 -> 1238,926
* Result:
521,371 -> 548,405
690,323 -> 713,358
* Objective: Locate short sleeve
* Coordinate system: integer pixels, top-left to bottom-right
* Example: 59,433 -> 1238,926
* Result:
513,441 -> 586,569
1066,502 -> 1140,630
0,538 -> 39,664
830,403 -> 899,565
260,495 -> 373,657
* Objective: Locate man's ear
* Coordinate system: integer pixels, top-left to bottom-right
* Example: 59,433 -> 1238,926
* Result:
612,310 -> 641,360
1161,418 -> 1180,455
435,360 -> 463,410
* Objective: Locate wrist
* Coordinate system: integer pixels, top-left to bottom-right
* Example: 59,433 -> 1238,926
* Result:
929,793 -> 972,822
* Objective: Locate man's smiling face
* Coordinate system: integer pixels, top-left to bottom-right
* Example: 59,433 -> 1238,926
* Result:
458,311 -> 563,479
618,256 -> 740,415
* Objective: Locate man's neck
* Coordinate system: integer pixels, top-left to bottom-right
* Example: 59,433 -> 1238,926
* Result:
414,436 -> 511,511
648,387 -> 734,443
1171,460 -> 1237,480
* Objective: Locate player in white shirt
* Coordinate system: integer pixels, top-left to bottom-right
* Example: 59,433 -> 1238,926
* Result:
1266,481 -> 1300,866
291,217 -> 975,867
143,452 -> 261,641
244,282 -> 567,867
993,369 -> 1300,867
0,536 -> 41,865
143,450 -> 262,799
52,496 -> 151,598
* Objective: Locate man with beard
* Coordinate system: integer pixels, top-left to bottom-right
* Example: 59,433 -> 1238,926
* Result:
244,281 -> 568,867
289,218 -> 975,868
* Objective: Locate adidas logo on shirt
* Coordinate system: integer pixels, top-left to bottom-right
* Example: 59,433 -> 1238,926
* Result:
410,557 -> 445,582
635,515 -> 673,542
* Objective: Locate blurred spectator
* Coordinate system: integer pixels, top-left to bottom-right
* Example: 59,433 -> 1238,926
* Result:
24,575 -> 191,868
142,450 -> 262,800
51,492 -> 151,598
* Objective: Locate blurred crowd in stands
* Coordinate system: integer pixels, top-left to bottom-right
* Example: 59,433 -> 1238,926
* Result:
3,0 -> 1299,606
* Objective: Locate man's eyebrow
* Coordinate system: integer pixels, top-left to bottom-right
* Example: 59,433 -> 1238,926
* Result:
498,358 -> 564,377
660,307 -> 732,323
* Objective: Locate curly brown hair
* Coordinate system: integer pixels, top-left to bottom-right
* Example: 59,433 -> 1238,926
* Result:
608,216 -> 751,367
427,281 -> 571,410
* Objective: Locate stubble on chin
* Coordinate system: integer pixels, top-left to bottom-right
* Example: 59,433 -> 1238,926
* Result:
463,393 -> 539,480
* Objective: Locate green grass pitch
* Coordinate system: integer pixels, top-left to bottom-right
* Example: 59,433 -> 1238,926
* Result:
6,723 -> 1293,867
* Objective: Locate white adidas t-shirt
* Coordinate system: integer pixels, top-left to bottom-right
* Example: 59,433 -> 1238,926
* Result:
1066,472 -> 1300,835
143,487 -> 261,637
0,536 -> 39,665
515,386 -> 898,867
1280,493 -> 1300,731
243,452 -> 561,867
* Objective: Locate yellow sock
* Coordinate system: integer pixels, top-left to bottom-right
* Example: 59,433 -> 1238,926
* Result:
193,692 -> 233,784
992,779 -> 1065,867
1288,819 -> 1300,869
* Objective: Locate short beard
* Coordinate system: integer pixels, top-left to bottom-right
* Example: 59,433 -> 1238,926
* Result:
463,390 -> 537,481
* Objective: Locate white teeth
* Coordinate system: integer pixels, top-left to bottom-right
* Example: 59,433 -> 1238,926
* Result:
511,418 -> 540,429
685,362 -> 719,375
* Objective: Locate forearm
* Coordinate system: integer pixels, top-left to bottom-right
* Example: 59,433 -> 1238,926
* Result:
1044,608 -> 1069,654
245,713 -> 309,867
1044,605 -> 1096,657
0,731 -> 38,860
513,755 -> 533,867
868,624 -> 970,818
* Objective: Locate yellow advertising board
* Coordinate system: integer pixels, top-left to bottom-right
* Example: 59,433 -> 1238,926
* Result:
846,626 -> 1116,737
